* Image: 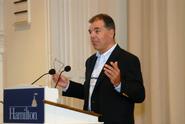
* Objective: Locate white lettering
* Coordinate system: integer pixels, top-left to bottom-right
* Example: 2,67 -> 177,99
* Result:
9,107 -> 38,120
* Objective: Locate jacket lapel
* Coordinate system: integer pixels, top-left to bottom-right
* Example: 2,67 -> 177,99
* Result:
92,45 -> 121,93
86,55 -> 97,82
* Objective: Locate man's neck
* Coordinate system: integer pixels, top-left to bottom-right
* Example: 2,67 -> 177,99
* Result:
99,42 -> 116,55
97,43 -> 117,56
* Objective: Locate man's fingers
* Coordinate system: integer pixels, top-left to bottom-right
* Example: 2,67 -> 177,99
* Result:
110,61 -> 119,71
104,61 -> 121,85
52,74 -> 59,82
104,64 -> 114,71
104,69 -> 114,82
104,67 -> 114,76
104,67 -> 117,80
104,61 -> 119,74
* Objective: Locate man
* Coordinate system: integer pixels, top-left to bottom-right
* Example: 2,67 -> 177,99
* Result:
53,13 -> 145,124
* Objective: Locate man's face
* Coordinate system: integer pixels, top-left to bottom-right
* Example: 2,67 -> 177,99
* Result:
88,20 -> 114,53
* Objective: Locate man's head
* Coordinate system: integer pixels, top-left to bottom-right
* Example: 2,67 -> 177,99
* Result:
88,14 -> 116,54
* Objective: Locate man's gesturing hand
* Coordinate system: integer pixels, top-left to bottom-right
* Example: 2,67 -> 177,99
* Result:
52,74 -> 69,88
104,61 -> 121,87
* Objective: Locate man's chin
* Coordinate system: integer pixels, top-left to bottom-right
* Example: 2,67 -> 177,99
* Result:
93,46 -> 99,50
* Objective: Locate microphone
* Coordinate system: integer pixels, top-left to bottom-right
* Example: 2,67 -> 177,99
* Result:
0,100 -> 3,104
54,65 -> 71,88
31,69 -> 56,85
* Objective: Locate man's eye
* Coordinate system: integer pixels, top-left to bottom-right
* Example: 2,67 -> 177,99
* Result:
88,30 -> 92,34
95,30 -> 100,33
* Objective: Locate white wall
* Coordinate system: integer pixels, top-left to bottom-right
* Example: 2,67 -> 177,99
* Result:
4,0 -> 50,88
2,1 -> 50,121
167,0 -> 185,123
0,0 -> 4,123
128,0 -> 185,124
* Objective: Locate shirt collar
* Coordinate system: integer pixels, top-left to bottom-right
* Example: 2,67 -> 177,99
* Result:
96,44 -> 117,58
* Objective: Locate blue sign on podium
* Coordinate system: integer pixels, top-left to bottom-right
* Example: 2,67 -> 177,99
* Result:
4,88 -> 45,123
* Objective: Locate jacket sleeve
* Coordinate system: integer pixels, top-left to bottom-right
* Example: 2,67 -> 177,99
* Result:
120,56 -> 145,103
63,80 -> 84,100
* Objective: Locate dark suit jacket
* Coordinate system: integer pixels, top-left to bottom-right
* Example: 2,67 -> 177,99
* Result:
63,45 -> 145,124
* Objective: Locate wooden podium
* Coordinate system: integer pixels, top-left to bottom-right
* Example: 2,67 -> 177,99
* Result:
3,86 -> 102,124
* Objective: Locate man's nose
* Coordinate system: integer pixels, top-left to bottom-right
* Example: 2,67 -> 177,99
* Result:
90,31 -> 96,38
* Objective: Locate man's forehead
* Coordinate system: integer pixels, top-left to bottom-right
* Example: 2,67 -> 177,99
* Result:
89,20 -> 105,29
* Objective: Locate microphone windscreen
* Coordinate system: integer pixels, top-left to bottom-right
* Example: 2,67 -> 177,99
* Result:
48,69 -> 56,75
64,66 -> 71,72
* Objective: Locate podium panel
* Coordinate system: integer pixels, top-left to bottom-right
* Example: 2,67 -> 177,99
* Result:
3,87 -> 101,124
44,101 -> 101,124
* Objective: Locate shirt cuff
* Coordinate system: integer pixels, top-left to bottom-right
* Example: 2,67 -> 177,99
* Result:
114,83 -> 121,92
62,81 -> 70,92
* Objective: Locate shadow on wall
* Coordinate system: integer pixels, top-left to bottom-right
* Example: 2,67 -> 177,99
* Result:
14,23 -> 31,31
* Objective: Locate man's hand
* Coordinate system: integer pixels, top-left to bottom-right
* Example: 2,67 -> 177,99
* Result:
52,74 -> 69,88
104,61 -> 121,87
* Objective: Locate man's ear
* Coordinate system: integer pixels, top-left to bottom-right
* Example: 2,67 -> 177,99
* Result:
109,29 -> 115,39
